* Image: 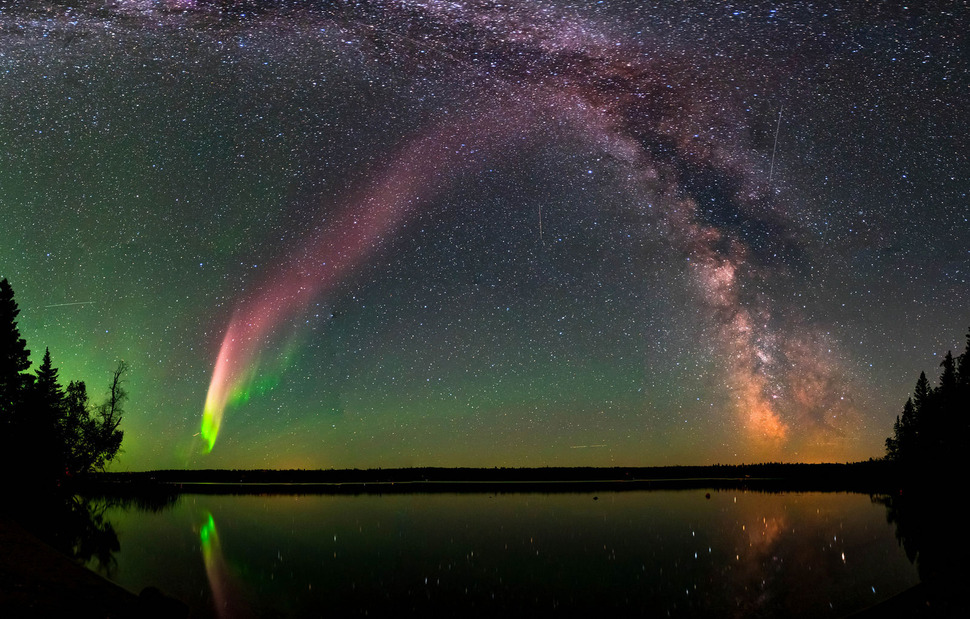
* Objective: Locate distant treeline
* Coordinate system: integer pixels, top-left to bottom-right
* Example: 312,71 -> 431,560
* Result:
90,461 -> 895,494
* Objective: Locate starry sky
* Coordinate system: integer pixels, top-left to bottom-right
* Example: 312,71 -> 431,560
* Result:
1,0 -> 967,470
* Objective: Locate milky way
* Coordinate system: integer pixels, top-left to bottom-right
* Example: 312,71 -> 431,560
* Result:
203,0 -> 858,458
2,1 -> 967,468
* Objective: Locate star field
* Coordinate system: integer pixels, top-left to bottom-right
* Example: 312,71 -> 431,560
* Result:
1,1 -> 967,469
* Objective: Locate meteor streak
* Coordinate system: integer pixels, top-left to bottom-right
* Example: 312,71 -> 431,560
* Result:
42,301 -> 94,308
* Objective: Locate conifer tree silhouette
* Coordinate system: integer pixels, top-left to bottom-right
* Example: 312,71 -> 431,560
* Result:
0,279 -> 127,491
885,328 -> 970,472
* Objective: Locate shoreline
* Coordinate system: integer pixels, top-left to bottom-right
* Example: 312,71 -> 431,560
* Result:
0,516 -> 185,618
86,461 -> 901,495
107,477 -> 875,496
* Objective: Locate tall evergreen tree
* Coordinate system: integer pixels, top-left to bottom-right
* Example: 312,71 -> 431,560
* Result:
31,348 -> 68,485
0,278 -> 30,423
913,371 -> 931,415
0,278 -> 31,475
34,348 -> 65,409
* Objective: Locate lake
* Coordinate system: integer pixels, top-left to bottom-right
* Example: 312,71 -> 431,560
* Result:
87,490 -> 918,617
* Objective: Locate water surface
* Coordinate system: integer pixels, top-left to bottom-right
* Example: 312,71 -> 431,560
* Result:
90,490 -> 917,617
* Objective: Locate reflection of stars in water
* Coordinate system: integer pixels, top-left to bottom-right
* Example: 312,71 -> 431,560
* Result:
0,1 -> 967,468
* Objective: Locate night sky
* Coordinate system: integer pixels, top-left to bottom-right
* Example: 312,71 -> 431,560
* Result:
1,1 -> 967,470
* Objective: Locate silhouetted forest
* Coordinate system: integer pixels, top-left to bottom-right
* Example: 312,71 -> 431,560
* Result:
0,279 -> 126,495
884,327 -> 970,475
875,328 -> 970,615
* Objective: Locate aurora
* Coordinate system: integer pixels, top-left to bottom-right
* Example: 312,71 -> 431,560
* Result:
199,102 -> 540,451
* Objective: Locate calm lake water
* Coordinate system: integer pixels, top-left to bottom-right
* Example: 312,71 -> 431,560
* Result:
87,490 -> 918,617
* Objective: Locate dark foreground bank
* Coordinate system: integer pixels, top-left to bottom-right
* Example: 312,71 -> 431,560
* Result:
0,517 -> 186,618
